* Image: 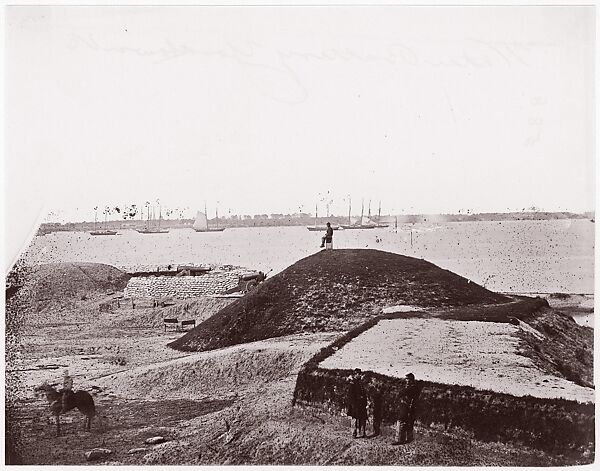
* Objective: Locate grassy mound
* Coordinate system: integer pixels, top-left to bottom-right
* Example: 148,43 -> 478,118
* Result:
169,249 -> 509,352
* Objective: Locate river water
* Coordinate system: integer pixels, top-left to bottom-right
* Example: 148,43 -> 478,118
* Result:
21,219 -> 593,295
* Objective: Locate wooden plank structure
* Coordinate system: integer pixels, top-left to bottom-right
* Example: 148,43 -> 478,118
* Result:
180,319 -> 196,330
163,318 -> 179,332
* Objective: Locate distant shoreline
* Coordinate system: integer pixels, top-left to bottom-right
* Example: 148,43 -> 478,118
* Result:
38,211 -> 594,235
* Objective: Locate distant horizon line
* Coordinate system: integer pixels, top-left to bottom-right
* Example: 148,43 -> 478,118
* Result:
43,208 -> 595,225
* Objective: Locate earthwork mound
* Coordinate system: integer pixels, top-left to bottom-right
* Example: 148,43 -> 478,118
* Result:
169,249 -> 510,352
19,262 -> 131,305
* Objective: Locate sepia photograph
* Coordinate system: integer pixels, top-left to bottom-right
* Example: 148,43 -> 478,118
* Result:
3,3 -> 595,466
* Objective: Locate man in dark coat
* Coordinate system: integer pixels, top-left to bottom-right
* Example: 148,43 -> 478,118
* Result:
393,372 -> 421,445
368,376 -> 384,437
347,368 -> 367,438
320,222 -> 334,248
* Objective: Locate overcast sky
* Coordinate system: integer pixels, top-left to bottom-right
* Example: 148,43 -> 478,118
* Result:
4,6 -> 595,261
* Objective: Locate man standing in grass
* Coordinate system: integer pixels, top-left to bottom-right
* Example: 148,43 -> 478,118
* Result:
393,373 -> 421,445
347,368 -> 367,438
368,375 -> 384,437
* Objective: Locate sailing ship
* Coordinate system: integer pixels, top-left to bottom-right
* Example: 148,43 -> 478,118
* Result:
136,204 -> 169,234
90,207 -> 117,236
341,198 -> 376,229
374,201 -> 389,228
307,204 -> 339,231
193,204 -> 226,232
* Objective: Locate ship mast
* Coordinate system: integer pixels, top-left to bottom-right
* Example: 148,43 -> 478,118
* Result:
348,198 -> 351,225
360,199 -> 364,226
204,201 -> 207,229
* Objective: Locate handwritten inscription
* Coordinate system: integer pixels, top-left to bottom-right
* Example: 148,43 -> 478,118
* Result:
68,34 -> 555,105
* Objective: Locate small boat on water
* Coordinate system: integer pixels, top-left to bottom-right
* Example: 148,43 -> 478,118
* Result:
193,204 -> 226,232
374,201 -> 389,228
137,204 -> 169,234
136,228 -> 169,234
90,207 -> 118,236
307,204 -> 339,231
341,223 -> 377,230
340,198 -> 377,229
307,225 -> 339,231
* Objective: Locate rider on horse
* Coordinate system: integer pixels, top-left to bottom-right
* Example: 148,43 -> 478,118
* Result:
51,369 -> 75,414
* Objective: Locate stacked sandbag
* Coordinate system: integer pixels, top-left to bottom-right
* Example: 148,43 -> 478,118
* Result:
118,263 -> 240,275
124,269 -> 248,299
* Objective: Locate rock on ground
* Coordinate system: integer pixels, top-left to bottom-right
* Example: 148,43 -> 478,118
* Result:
85,448 -> 113,461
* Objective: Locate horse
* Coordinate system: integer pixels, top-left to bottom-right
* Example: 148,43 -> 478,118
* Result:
34,383 -> 96,436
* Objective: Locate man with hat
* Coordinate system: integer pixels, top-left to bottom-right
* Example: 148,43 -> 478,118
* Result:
320,222 -> 334,249
393,372 -> 421,445
346,368 -> 368,438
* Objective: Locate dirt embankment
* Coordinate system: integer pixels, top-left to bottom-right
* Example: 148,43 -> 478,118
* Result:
291,303 -> 594,459
169,249 -> 510,352
21,262 -> 130,303
96,333 -> 339,401
116,297 -> 235,329
294,365 -> 594,458
7,262 -> 131,327
516,308 -> 594,388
